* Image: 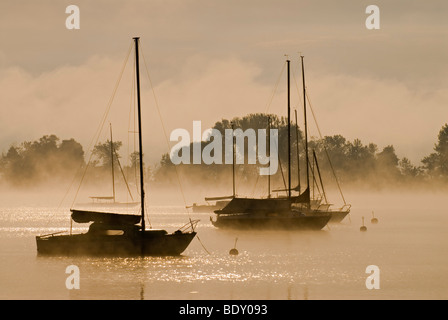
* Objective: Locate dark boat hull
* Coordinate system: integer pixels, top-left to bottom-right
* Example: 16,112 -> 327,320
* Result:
36,231 -> 196,256
211,214 -> 330,230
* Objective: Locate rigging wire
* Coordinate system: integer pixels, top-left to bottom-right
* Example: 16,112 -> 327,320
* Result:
250,116 -> 268,197
250,61 -> 287,197
70,42 -> 134,209
137,43 -> 213,255
250,117 -> 266,197
264,61 -> 287,114
137,42 -> 192,223
50,42 -> 133,233
250,117 -> 288,198
196,235 -> 212,255
290,57 -> 347,206
305,90 -> 347,205
264,61 -> 288,195
113,148 -> 134,202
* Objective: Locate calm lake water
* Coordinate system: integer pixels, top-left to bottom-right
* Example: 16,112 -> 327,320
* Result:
0,191 -> 447,300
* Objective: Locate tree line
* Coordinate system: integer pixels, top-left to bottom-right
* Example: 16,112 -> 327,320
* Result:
154,113 -> 448,191
0,134 -> 142,189
1,114 -> 448,190
0,135 -> 84,186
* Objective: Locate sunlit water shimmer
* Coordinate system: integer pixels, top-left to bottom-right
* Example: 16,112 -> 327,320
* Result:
0,191 -> 447,300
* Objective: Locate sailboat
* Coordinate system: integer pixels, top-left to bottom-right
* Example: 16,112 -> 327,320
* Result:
290,56 -> 351,223
290,151 -> 351,223
79,124 -> 140,208
297,149 -> 351,223
261,56 -> 350,223
188,122 -> 238,213
36,37 -> 198,256
210,59 -> 331,230
188,196 -> 232,213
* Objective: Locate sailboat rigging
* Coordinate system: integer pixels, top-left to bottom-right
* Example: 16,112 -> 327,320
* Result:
36,37 -> 198,256
188,122 -> 237,213
268,55 -> 351,223
210,58 -> 330,230
292,56 -> 351,222
86,123 -> 138,207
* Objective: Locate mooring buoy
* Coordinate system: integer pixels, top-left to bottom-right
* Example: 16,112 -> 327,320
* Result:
371,211 -> 378,224
229,237 -> 239,255
360,217 -> 367,232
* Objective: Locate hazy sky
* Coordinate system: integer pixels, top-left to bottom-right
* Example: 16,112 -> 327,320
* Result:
0,0 -> 447,166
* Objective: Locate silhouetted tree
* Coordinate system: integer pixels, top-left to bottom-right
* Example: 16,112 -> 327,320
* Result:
422,124 -> 448,179
399,157 -> 421,179
373,145 -> 401,184
0,135 -> 85,186
92,140 -> 123,168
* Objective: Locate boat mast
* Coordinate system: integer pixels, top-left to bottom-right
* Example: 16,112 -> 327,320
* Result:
287,59 -> 291,199
301,55 -> 310,207
134,37 -> 145,231
231,121 -> 236,198
294,109 -> 301,194
267,116 -> 271,198
109,123 -> 116,203
313,149 -> 328,203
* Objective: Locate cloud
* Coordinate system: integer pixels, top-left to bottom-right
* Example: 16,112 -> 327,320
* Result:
0,53 -> 273,166
0,55 -> 125,155
303,72 -> 448,164
0,0 -> 447,168
2,49 -> 445,168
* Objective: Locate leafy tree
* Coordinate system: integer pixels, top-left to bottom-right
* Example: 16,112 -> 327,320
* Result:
154,113 -> 293,189
0,135 -> 85,186
92,140 -> 123,168
59,139 -> 84,161
399,157 -> 421,178
422,124 -> 448,179
376,145 -> 400,180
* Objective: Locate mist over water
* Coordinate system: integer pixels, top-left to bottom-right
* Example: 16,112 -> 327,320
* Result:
0,0 -> 447,302
0,188 -> 447,300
